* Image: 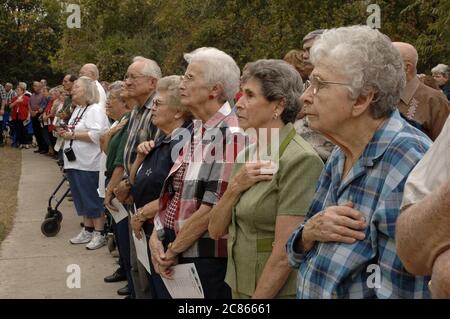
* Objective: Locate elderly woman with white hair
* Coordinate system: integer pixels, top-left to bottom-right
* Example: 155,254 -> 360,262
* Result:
432,63 -> 450,100
58,76 -> 110,250
149,47 -> 246,299
286,25 -> 432,298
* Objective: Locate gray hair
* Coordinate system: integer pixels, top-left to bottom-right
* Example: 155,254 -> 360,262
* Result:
303,29 -> 325,42
241,59 -> 303,124
77,76 -> 100,105
132,56 -> 162,80
18,82 -> 27,91
156,75 -> 192,120
184,47 -> 240,103
431,64 -> 449,77
310,25 -> 405,119
107,81 -> 124,100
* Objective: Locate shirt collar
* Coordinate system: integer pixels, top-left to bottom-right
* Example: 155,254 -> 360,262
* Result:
400,76 -> 420,105
356,110 -> 405,167
203,101 -> 233,130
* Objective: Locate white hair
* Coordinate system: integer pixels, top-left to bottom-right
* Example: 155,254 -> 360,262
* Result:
310,25 -> 405,119
431,64 -> 449,77
132,56 -> 162,80
77,76 -> 99,105
184,47 -> 240,103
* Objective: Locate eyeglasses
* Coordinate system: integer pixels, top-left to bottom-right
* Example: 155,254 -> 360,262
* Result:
181,74 -> 194,82
123,73 -> 149,82
152,99 -> 167,108
305,76 -> 351,95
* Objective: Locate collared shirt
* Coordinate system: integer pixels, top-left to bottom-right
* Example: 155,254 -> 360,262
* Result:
105,112 -> 130,175
402,114 -> 450,209
225,123 -> 324,297
286,110 -> 432,299
399,76 -> 450,140
157,102 -> 246,258
123,94 -> 158,175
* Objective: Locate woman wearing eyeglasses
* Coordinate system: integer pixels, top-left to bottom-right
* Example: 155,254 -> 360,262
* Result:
128,75 -> 193,297
208,59 -> 324,299
286,25 -> 432,299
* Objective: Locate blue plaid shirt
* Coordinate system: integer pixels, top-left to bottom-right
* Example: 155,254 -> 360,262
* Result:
286,110 -> 432,299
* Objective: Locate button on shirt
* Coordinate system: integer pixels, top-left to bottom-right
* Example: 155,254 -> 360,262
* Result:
286,110 -> 432,299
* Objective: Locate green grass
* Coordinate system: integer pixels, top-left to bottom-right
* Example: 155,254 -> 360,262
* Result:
0,146 -> 22,243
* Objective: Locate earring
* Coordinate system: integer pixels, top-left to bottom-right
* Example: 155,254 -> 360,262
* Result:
273,113 -> 278,120
208,95 -> 214,100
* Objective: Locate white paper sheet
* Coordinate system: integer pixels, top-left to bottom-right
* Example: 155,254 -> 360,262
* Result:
109,198 -> 129,223
162,263 -> 204,299
132,229 -> 152,275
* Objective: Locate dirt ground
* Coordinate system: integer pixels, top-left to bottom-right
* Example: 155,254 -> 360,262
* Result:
0,147 -> 21,243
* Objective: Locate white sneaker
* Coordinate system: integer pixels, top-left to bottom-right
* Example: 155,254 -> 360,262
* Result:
70,229 -> 93,244
86,231 -> 106,250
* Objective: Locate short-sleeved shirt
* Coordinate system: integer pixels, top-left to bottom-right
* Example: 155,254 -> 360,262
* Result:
106,112 -> 130,174
225,123 -> 324,297
286,110 -> 432,299
401,114 -> 450,209
63,103 -> 110,171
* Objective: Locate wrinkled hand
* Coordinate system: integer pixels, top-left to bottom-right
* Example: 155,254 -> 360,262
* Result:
104,191 -> 117,212
149,231 -> 177,278
137,140 -> 155,159
131,214 -> 145,239
230,161 -> 274,194
303,202 -> 367,245
113,179 -> 133,204
110,118 -> 128,136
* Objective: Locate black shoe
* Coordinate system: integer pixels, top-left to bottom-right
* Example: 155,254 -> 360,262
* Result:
124,295 -> 134,299
39,150 -> 48,154
117,284 -> 131,296
104,269 -> 127,283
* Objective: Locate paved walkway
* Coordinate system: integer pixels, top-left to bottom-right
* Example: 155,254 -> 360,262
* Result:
0,149 -> 123,298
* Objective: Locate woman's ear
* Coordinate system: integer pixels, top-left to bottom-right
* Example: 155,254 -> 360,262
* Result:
352,91 -> 374,117
275,98 -> 286,116
210,83 -> 224,100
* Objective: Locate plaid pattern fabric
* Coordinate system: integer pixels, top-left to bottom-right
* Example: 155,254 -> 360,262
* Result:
123,95 -> 159,175
164,160 -> 187,229
0,85 -> 6,101
158,102 -> 246,258
286,110 -> 432,299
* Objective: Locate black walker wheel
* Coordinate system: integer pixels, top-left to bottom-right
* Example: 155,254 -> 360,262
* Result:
41,217 -> 61,237
45,209 -> 63,223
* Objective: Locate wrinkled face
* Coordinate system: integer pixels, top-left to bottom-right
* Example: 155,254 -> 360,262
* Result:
151,90 -> 179,132
71,80 -> 86,105
62,75 -> 73,91
5,84 -> 12,92
123,62 -> 156,100
16,87 -> 24,95
179,61 -> 212,109
300,58 -> 354,136
105,94 -> 126,120
432,73 -> 448,86
235,78 -> 277,130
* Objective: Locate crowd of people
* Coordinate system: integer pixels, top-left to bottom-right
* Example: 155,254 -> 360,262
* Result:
1,25 -> 450,299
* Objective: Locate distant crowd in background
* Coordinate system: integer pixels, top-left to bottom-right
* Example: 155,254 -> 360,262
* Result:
1,25 -> 450,300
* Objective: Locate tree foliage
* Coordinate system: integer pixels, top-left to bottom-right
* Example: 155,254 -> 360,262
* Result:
1,0 -> 449,85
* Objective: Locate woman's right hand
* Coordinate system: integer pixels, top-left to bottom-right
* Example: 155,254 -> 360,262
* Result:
137,140 -> 155,159
230,161 -> 274,194
302,202 -> 367,250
